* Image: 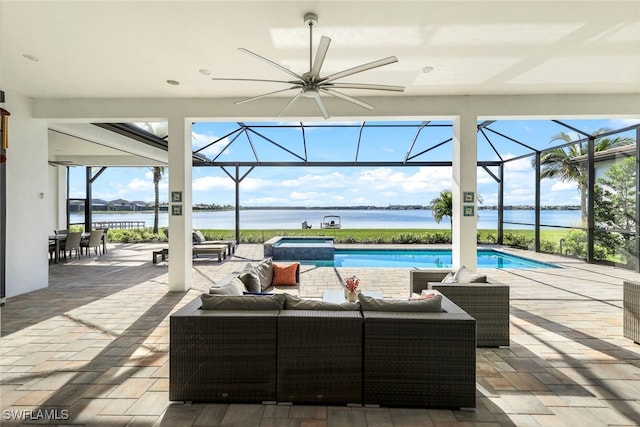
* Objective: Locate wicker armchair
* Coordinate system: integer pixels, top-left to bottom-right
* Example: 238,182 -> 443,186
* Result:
410,269 -> 510,347
623,280 -> 640,344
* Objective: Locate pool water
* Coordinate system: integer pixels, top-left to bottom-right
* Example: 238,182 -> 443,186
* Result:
304,249 -> 558,269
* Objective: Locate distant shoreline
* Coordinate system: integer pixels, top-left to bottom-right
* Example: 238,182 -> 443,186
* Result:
87,204 -> 581,213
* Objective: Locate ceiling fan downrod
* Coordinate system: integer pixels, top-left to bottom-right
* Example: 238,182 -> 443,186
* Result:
304,12 -> 318,76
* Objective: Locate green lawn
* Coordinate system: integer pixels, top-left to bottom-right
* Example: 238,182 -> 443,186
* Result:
108,227 -> 575,248
193,228 -> 575,246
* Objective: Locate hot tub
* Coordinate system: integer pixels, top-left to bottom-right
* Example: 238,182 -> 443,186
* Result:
264,236 -> 335,260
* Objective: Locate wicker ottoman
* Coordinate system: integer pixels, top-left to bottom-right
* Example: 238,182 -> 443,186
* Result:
277,310 -> 363,405
623,280 -> 640,344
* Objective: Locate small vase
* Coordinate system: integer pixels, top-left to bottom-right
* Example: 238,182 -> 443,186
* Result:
347,290 -> 358,302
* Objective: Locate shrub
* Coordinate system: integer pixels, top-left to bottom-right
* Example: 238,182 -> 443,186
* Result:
483,232 -> 498,244
504,232 -> 532,250
539,240 -> 557,254
562,230 -> 587,257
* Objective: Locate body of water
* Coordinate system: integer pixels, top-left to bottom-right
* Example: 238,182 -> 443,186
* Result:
72,208 -> 583,230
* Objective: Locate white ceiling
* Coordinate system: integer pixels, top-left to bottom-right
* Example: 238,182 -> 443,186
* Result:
1,1 -> 639,166
2,0 -> 639,100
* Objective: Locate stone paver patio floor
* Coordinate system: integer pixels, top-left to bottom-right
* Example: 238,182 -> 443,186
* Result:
1,242 -> 640,426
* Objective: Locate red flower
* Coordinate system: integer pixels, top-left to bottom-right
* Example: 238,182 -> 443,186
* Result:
345,276 -> 360,292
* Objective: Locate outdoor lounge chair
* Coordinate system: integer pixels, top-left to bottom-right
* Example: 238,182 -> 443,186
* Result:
192,244 -> 227,262
192,230 -> 236,255
156,229 -> 227,263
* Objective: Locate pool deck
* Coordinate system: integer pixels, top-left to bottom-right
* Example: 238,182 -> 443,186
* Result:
1,243 -> 640,426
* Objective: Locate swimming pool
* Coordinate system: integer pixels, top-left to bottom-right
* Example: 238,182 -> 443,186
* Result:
264,236 -> 335,260
305,248 -> 558,269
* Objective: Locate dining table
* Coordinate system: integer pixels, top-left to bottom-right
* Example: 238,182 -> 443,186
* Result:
49,232 -> 90,264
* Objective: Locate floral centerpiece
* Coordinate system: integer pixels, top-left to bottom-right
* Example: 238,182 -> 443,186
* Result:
345,276 -> 360,302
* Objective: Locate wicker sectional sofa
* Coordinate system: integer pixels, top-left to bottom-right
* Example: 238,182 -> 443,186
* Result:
169,289 -> 477,409
410,268 -> 510,347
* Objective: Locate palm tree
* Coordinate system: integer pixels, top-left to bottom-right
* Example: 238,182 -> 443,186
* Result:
151,166 -> 164,234
137,122 -> 168,234
429,190 -> 453,228
538,128 -> 634,224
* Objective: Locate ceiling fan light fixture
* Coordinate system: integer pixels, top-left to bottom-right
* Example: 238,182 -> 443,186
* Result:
302,86 -> 319,98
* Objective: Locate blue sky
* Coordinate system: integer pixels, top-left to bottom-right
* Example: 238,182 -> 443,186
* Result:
69,118 -> 639,207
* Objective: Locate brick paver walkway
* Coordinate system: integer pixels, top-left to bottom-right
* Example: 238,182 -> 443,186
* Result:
1,243 -> 639,426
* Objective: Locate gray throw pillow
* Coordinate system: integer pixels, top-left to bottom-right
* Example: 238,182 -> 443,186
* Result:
441,272 -> 456,283
283,294 -> 359,311
253,258 -> 274,291
209,277 -> 245,295
358,293 -> 442,312
453,265 -> 487,283
200,293 -> 285,310
238,267 -> 261,293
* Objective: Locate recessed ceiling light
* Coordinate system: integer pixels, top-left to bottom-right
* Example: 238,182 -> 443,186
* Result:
421,66 -> 434,74
199,69 -> 211,76
22,53 -> 39,62
166,79 -> 180,86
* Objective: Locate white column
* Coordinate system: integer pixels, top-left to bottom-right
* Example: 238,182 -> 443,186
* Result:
167,116 -> 192,292
452,114 -> 478,270
56,167 -> 66,229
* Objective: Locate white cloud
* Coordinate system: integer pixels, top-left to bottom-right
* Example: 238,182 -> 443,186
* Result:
128,177 -> 154,192
192,131 -> 231,159
192,176 -> 235,192
503,156 -> 534,172
280,172 -> 347,189
356,166 -> 452,195
550,181 -> 577,192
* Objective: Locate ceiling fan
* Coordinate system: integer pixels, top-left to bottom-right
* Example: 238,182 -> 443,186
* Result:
212,12 -> 405,119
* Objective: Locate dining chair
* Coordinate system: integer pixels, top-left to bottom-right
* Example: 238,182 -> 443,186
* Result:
81,229 -> 105,256
65,232 -> 83,261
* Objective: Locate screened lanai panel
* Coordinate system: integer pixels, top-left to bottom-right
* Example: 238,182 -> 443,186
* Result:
241,124 -> 307,162
404,121 -> 453,163
502,156 -> 536,225
192,122 -> 244,162
594,151 -> 638,269
357,122 -> 424,162
304,124 -> 362,162
477,166 -> 499,240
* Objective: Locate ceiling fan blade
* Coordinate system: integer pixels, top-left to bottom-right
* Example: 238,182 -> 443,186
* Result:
327,82 -> 405,92
278,92 -> 303,117
321,56 -> 398,83
212,77 -> 303,85
310,36 -> 331,78
239,48 -> 304,80
314,94 -> 330,119
320,88 -> 374,110
234,86 -> 299,105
